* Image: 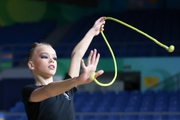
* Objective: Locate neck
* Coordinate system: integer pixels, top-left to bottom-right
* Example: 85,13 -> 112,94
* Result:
34,75 -> 53,86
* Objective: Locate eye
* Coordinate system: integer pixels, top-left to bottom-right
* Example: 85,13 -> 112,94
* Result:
53,57 -> 57,61
40,55 -> 48,59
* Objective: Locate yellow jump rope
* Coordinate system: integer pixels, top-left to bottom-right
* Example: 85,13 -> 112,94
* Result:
90,17 -> 175,87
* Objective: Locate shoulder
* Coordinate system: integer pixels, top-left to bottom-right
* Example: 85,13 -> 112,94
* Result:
21,84 -> 44,103
22,84 -> 42,97
22,84 -> 39,91
64,73 -> 72,79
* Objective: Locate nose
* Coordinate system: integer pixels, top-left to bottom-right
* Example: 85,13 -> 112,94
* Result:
49,57 -> 54,63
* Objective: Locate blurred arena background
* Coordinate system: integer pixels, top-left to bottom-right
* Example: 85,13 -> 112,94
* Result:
0,0 -> 180,120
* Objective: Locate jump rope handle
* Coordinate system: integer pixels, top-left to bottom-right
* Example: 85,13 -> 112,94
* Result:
90,17 -> 175,87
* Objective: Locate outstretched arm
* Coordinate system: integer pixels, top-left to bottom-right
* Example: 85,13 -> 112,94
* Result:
68,17 -> 105,78
28,49 -> 103,102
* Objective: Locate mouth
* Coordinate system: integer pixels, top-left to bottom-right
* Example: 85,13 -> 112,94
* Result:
48,65 -> 55,70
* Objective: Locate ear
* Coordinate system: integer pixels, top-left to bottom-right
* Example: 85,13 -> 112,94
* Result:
27,61 -> 35,70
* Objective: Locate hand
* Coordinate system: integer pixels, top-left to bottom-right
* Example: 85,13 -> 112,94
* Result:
77,49 -> 104,85
92,17 -> 106,36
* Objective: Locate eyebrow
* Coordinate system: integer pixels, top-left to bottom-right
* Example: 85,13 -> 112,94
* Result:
40,52 -> 57,56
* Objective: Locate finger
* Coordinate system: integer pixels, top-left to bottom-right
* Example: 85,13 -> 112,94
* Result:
94,53 -> 100,67
94,70 -> 104,78
101,20 -> 105,24
95,17 -> 103,24
100,27 -> 104,31
87,50 -> 93,66
101,20 -> 105,26
95,17 -> 105,26
100,17 -> 106,22
100,21 -> 105,31
81,59 -> 86,69
91,49 -> 97,64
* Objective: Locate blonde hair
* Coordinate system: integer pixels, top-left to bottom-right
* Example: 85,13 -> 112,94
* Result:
27,42 -> 51,61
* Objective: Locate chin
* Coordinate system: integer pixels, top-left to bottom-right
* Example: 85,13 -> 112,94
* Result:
49,73 -> 55,76
45,72 -> 55,78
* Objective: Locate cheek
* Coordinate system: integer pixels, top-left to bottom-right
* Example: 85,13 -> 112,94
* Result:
34,60 -> 46,69
55,62 -> 57,70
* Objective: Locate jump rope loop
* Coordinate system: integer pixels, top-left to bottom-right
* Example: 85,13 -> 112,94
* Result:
90,17 -> 175,87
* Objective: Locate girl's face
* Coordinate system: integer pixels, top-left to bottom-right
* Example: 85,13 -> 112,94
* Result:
30,45 -> 57,78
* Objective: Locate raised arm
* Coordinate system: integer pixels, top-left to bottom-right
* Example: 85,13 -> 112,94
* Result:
68,17 -> 105,78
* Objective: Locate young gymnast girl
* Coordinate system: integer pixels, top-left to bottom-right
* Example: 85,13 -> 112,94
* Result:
21,17 -> 105,120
